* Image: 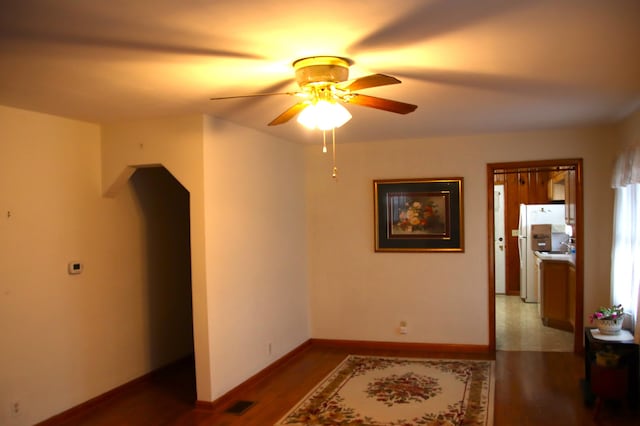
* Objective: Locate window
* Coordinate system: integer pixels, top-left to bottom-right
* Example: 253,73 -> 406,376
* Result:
611,146 -> 640,343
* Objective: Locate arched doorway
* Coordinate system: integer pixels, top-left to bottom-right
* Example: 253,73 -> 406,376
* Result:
130,166 -> 196,398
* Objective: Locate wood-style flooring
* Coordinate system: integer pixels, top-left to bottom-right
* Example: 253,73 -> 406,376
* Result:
43,343 -> 638,426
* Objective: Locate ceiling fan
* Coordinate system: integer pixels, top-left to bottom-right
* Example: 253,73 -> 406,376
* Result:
210,56 -> 418,128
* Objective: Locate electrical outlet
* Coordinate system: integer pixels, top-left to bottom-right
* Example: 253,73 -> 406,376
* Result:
399,321 -> 408,335
268,342 -> 272,356
11,401 -> 21,417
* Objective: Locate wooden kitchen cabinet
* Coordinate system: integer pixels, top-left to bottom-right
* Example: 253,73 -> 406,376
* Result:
547,171 -> 566,202
546,170 -> 576,225
540,259 -> 573,331
568,263 -> 576,330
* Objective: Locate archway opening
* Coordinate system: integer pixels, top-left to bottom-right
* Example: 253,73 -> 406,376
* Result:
130,166 -> 196,400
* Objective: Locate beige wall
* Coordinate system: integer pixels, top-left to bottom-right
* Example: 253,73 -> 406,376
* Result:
202,116 -> 309,398
100,115 -> 213,401
0,101 -> 631,424
305,125 -> 619,344
620,109 -> 640,148
101,115 -> 311,401
0,106 -> 149,425
1,110 -> 310,423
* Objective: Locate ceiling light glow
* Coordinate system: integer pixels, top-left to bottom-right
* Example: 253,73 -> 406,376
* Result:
297,100 -> 352,130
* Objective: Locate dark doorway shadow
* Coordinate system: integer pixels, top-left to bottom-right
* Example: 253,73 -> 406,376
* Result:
130,166 -> 195,400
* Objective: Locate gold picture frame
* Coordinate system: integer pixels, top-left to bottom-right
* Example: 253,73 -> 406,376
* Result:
374,178 -> 464,252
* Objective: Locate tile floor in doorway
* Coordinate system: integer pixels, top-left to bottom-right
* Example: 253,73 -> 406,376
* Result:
496,294 -> 574,351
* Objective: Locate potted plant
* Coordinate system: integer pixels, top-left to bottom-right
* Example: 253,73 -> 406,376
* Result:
589,304 -> 626,335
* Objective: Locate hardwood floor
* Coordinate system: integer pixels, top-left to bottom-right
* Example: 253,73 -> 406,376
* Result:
43,344 -> 637,426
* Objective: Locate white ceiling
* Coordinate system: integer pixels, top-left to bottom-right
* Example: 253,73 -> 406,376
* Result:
1,0 -> 639,144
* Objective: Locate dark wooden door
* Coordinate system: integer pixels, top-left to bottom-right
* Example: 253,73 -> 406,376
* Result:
496,169 -> 553,295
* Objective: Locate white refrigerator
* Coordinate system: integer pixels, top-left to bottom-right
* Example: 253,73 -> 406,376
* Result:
518,204 -> 566,302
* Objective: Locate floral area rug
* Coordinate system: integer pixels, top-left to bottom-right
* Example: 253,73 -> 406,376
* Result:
275,355 -> 494,426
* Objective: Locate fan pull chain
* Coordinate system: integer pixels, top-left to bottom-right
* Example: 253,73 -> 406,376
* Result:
320,129 -> 337,179
332,128 -> 337,179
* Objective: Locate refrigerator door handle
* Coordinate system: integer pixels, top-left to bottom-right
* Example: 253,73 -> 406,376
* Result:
518,237 -> 525,268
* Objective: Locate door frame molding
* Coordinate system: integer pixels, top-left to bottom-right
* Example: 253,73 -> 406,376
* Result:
487,159 -> 584,353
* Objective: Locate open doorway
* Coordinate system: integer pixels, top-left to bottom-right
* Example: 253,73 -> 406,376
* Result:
130,166 -> 196,400
487,159 -> 584,353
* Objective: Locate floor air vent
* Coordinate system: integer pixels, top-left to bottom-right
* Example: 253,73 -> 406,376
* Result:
224,400 -> 255,415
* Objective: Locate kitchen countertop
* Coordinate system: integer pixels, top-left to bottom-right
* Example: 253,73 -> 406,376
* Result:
534,250 -> 575,265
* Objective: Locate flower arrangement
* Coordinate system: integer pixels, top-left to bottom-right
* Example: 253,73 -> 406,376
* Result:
396,200 -> 439,232
589,304 -> 625,323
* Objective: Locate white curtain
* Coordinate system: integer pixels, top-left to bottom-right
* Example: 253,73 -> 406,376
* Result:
611,146 -> 640,343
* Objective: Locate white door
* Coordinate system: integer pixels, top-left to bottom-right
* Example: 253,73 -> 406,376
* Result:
494,186 -> 506,294
518,204 -> 527,299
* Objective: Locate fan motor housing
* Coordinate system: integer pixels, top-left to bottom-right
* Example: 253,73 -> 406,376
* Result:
293,56 -> 353,87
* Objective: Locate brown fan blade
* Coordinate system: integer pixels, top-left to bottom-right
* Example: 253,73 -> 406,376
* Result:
337,74 -> 401,91
268,103 -> 308,126
211,92 -> 297,101
346,94 -> 417,114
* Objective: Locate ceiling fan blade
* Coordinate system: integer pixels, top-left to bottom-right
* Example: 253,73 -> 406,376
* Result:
337,74 -> 401,91
350,0 -> 523,52
210,92 -> 297,101
346,94 -> 417,114
0,2 -> 265,60
268,103 -> 308,126
395,69 -> 573,95
1,29 -> 265,59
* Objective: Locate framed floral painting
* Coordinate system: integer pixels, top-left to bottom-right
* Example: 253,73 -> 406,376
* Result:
374,178 -> 464,252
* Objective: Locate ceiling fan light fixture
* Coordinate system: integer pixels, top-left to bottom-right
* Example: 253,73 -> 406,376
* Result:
297,100 -> 352,130
316,100 -> 352,130
296,105 -> 316,129
211,55 -> 417,179
293,56 -> 353,87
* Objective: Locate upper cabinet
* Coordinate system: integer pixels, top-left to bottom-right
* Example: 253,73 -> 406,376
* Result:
547,172 -> 566,201
547,170 -> 576,225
